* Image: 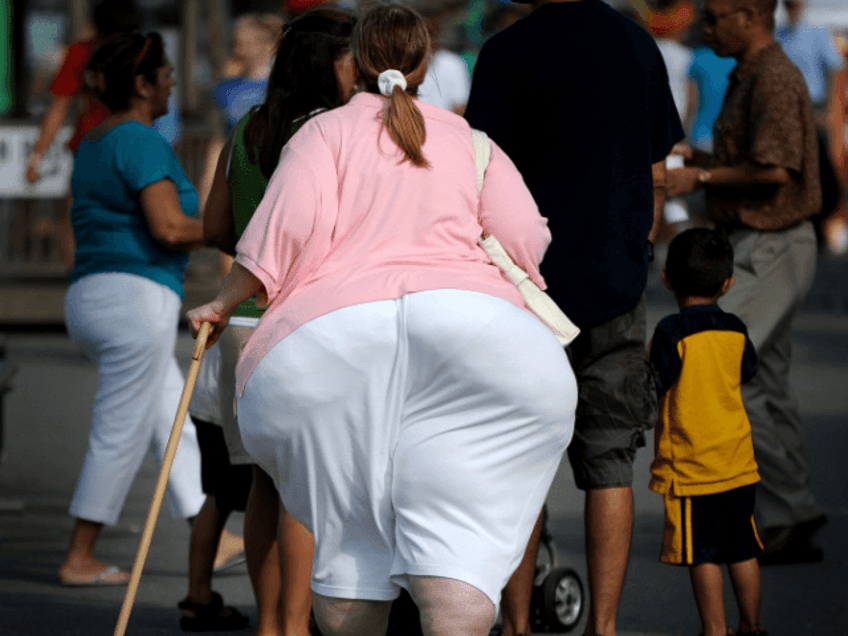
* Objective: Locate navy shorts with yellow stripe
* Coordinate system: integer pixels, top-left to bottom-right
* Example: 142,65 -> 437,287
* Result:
660,484 -> 763,565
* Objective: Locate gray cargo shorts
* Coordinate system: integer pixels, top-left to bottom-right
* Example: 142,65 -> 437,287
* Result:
565,297 -> 657,490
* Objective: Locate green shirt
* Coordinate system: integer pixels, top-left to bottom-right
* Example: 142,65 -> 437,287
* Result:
230,113 -> 270,318
229,109 -> 325,318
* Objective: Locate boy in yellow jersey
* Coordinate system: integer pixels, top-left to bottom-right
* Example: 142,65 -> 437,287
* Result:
649,228 -> 766,636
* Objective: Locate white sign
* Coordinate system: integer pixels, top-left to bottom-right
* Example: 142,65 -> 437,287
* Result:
0,126 -> 74,199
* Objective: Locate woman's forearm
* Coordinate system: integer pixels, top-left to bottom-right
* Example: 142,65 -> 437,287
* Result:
164,218 -> 206,250
213,262 -> 263,315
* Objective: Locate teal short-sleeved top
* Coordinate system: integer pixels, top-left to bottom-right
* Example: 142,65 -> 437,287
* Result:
69,121 -> 198,299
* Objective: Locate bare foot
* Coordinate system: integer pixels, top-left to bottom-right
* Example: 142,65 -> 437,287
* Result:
213,528 -> 245,571
59,560 -> 130,586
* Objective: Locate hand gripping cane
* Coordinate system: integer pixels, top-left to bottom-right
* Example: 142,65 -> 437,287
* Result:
113,322 -> 213,636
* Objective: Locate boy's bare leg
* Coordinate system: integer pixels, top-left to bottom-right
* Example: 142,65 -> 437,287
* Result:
727,558 -> 764,635
689,563 -> 728,636
500,510 -> 544,636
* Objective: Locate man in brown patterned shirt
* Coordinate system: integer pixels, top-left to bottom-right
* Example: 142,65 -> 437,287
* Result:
667,0 -> 828,569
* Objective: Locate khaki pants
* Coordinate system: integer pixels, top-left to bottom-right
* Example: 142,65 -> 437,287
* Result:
218,324 -> 256,465
720,221 -> 823,530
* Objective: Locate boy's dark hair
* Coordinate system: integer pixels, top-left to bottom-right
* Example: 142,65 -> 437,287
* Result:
664,228 -> 734,297
93,0 -> 142,38
87,32 -> 166,112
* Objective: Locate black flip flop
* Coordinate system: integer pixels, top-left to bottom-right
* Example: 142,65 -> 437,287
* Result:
178,591 -> 249,632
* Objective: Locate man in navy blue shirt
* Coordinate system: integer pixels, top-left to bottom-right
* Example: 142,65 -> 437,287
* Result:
466,1 -> 683,634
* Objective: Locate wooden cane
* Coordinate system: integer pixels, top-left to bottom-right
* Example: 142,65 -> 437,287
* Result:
113,322 -> 213,636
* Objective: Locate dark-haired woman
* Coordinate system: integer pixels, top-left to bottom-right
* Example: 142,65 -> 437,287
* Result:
60,32 -> 206,587
189,5 -> 576,635
201,9 -> 358,635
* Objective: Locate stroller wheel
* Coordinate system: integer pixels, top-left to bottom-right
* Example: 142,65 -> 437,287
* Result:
540,567 -> 584,632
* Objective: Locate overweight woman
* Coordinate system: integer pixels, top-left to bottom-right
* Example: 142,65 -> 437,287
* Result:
188,6 -> 576,635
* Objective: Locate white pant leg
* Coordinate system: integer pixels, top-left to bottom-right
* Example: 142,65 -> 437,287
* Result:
239,299 -> 403,601
217,323 -> 256,465
238,289 -> 576,606
391,290 -> 576,606
65,273 -> 204,525
152,354 -> 205,519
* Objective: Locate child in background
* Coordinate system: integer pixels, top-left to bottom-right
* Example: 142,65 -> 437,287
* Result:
182,343 -> 251,632
649,228 -> 767,636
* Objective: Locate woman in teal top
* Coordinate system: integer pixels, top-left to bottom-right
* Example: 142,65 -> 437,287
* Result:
70,120 -> 198,297
60,32 -> 207,587
198,9 -> 358,636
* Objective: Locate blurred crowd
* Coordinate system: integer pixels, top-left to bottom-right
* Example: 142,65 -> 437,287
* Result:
2,2 -> 846,636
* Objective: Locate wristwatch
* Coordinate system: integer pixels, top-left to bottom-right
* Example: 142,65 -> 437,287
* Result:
698,169 -> 711,185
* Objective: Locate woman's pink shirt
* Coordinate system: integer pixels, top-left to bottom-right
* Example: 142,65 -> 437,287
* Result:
234,92 -> 551,395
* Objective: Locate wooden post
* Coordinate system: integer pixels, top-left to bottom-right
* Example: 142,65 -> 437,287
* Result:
70,0 -> 87,41
208,0 -> 227,89
181,0 -> 199,115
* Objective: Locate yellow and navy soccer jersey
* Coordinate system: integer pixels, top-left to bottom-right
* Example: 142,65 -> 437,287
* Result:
648,304 -> 759,497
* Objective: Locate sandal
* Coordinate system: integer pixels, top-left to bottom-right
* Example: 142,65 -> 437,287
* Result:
178,591 -> 249,632
59,564 -> 130,587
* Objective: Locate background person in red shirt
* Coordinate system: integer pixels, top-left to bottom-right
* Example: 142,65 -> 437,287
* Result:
24,0 -> 141,267
26,0 -> 142,182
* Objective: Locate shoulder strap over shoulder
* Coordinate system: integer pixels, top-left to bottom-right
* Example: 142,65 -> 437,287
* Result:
471,128 -> 492,195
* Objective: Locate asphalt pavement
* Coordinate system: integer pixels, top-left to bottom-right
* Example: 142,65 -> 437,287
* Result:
1,262 -> 847,636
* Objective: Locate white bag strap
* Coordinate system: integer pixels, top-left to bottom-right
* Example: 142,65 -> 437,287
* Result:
471,128 -> 580,346
471,128 -> 492,195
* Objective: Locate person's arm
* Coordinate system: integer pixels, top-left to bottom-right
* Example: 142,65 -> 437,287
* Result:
29,41 -> 90,184
197,135 -> 225,212
820,30 -> 847,185
203,136 -> 238,255
649,323 -> 680,397
666,163 -> 791,198
741,333 -> 758,384
26,94 -> 74,184
685,78 -> 699,138
186,262 -> 262,346
478,141 -> 551,288
650,159 -> 667,244
140,179 -> 206,250
827,66 -> 847,185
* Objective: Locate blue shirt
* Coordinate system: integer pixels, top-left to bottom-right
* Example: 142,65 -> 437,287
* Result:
213,77 -> 268,132
688,46 -> 737,151
776,22 -> 843,106
70,122 -> 198,299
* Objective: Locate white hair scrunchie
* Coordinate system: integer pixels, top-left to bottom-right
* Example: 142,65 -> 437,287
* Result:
377,69 -> 407,96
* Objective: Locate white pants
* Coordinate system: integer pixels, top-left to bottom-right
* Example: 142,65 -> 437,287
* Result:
65,273 -> 205,525
238,289 -> 576,606
217,322 -> 257,465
